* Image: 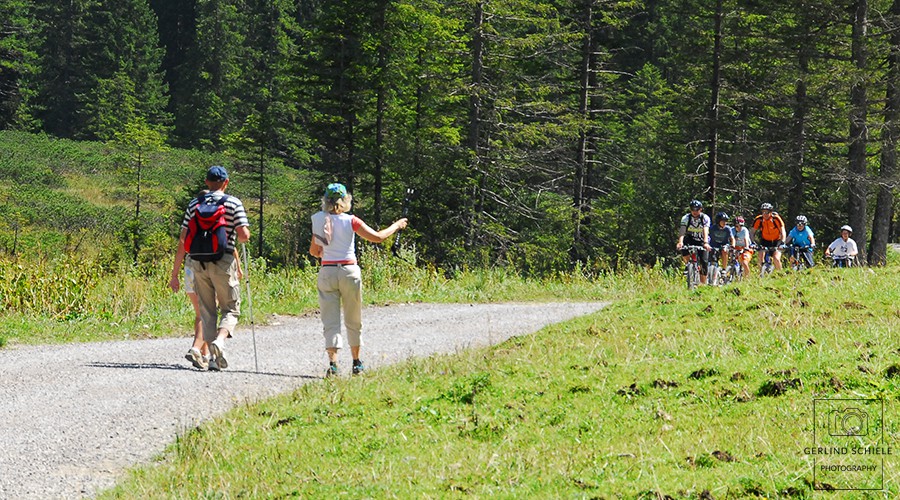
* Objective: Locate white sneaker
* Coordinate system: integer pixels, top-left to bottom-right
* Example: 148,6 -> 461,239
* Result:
209,340 -> 228,370
185,347 -> 208,371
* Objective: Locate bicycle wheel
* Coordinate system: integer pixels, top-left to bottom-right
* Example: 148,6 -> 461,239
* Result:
708,265 -> 719,286
686,262 -> 700,289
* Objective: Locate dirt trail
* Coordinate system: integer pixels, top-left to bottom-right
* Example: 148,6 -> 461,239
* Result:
0,301 -> 606,499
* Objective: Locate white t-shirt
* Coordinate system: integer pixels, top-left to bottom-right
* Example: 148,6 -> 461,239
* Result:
827,237 -> 858,258
311,211 -> 362,264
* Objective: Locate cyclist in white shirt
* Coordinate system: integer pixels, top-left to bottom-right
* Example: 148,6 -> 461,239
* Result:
824,225 -> 858,267
676,199 -> 713,285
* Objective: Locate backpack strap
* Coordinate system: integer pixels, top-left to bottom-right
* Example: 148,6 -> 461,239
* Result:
771,212 -> 783,230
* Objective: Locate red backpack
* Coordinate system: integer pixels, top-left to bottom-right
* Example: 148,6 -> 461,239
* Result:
184,194 -> 230,262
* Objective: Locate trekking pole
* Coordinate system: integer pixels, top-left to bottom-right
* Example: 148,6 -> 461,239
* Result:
242,243 -> 259,373
391,188 -> 414,258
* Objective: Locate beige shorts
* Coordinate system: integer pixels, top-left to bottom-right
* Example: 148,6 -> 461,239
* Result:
184,266 -> 196,294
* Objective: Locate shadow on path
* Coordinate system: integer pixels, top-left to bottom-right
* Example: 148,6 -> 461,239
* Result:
84,362 -> 315,379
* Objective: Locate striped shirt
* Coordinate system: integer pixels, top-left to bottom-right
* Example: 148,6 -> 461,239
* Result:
181,191 -> 249,251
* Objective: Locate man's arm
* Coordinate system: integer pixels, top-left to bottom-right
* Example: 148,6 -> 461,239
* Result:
236,225 -> 250,243
169,227 -> 188,292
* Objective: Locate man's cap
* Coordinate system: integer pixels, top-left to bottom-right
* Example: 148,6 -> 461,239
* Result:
325,183 -> 348,200
206,166 -> 229,181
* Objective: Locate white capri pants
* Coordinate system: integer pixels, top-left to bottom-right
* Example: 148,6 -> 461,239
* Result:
317,264 -> 363,349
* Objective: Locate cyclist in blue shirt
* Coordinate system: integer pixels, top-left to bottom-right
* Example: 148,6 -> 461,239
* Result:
709,212 -> 735,271
784,215 -> 816,267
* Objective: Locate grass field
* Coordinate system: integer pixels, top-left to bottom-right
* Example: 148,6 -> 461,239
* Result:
97,258 -> 900,498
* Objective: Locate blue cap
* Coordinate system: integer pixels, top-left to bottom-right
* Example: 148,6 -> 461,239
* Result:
206,166 -> 229,181
325,183 -> 347,200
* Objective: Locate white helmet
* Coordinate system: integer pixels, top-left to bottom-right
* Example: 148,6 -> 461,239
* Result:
840,225 -> 853,234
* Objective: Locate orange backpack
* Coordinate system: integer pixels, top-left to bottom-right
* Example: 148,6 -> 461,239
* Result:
753,212 -> 784,241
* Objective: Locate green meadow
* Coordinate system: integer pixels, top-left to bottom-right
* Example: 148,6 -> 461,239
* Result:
98,258 -> 900,498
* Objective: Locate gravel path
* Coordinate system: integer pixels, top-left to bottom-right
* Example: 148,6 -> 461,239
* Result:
0,301 -> 606,499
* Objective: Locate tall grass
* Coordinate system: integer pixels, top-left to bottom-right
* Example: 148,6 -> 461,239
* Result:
99,260 -> 900,497
0,246 -> 651,347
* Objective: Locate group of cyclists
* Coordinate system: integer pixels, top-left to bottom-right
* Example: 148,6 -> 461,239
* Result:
676,200 -> 860,284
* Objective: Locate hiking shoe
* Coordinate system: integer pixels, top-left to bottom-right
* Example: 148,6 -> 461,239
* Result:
208,356 -> 220,371
185,347 -> 208,371
325,363 -> 339,378
352,360 -> 365,375
209,340 -> 228,370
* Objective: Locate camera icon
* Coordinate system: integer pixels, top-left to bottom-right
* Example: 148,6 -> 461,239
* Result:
829,407 -> 868,436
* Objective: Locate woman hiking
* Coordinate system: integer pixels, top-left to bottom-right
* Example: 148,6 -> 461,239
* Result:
309,183 -> 409,377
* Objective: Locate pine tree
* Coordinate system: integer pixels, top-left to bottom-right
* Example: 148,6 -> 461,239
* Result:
0,0 -> 38,129
176,0 -> 246,148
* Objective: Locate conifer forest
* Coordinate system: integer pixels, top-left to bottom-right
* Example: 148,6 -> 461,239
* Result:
1,0 -> 899,272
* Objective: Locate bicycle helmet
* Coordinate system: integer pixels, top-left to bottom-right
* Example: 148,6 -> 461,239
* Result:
715,211 -> 729,223
689,199 -> 703,209
840,225 -> 853,234
795,215 -> 808,224
760,202 -> 773,211
735,216 -> 745,224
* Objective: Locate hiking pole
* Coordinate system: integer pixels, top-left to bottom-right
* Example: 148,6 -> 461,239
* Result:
391,188 -> 414,258
242,243 -> 259,373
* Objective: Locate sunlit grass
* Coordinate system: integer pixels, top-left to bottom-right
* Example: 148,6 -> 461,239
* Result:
100,261 -> 900,497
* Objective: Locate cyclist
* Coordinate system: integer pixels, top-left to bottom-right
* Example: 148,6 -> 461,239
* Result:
676,200 -> 713,285
784,215 -> 816,268
709,212 -> 735,271
824,225 -> 858,267
752,202 -> 786,271
732,216 -> 754,278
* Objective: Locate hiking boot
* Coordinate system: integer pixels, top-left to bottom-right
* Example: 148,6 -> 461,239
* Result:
352,360 -> 365,375
185,347 -> 208,371
325,363 -> 339,378
209,340 -> 228,370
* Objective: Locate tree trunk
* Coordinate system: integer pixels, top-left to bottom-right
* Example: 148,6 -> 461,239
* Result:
870,0 -> 900,265
706,0 -> 723,209
465,1 -> 484,249
572,0 -> 592,263
134,150 -> 142,264
788,33 -> 809,219
373,1 -> 388,226
848,0 -> 869,262
258,146 -> 265,257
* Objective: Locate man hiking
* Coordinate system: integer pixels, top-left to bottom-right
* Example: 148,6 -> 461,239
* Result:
172,166 -> 250,370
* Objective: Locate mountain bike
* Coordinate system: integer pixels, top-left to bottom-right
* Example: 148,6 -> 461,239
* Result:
830,255 -> 855,268
682,245 -> 705,290
708,245 -> 729,286
759,245 -> 780,276
722,246 -> 745,284
788,245 -> 814,271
